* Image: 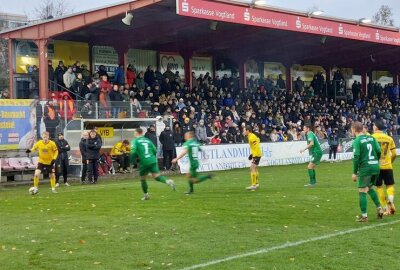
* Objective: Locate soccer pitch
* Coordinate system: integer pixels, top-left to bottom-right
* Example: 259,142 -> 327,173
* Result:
1,161 -> 400,270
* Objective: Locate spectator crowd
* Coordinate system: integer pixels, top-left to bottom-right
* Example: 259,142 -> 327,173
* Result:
2,60 -> 400,145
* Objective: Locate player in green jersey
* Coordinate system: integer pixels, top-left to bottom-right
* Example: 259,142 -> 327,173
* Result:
351,121 -> 384,222
300,124 -> 323,187
130,128 -> 175,200
172,131 -> 212,194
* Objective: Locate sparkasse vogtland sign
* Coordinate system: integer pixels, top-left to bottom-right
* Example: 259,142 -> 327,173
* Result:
176,0 -> 400,46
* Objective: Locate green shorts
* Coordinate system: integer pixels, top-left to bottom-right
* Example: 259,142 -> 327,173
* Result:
357,174 -> 379,188
310,152 -> 322,165
189,162 -> 199,178
139,162 -> 160,177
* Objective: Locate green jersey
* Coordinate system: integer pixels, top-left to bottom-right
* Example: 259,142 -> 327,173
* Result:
352,134 -> 381,176
183,138 -> 201,166
130,136 -> 157,166
307,131 -> 322,155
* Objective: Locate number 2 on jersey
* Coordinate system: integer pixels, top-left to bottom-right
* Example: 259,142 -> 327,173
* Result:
366,143 -> 374,160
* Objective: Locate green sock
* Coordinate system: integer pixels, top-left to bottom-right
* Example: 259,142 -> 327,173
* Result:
368,189 -> 381,208
188,180 -> 194,192
312,170 -> 316,184
308,169 -> 313,184
155,175 -> 167,184
141,180 -> 148,194
197,174 -> 211,183
359,192 -> 368,215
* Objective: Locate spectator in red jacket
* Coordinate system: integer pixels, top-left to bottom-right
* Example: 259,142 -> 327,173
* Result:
100,75 -> 112,93
126,64 -> 136,87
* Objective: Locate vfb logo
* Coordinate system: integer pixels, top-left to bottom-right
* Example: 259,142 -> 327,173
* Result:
182,0 -> 189,13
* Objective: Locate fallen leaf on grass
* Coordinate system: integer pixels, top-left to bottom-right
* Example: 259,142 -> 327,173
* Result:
79,240 -> 86,244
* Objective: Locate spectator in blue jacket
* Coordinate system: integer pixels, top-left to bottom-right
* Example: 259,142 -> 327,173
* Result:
113,64 -> 125,86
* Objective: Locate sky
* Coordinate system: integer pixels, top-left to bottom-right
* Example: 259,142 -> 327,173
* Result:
1,0 -> 400,25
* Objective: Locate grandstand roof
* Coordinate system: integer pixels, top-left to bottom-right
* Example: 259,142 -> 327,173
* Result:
1,0 -> 400,71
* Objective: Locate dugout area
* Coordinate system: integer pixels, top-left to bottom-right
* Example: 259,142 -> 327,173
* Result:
64,118 -> 160,176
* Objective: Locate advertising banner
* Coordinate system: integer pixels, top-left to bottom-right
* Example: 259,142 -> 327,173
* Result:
192,56 -> 213,77
159,53 -> 185,79
92,46 -> 119,76
176,138 -> 355,173
0,99 -> 37,151
15,40 -> 89,74
176,0 -> 400,47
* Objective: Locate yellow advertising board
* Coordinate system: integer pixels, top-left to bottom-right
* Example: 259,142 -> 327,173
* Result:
97,127 -> 114,138
15,40 -> 89,73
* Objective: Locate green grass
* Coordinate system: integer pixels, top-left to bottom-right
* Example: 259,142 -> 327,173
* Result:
1,161 -> 400,270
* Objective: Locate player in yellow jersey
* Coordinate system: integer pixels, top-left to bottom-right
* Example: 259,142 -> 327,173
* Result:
243,126 -> 262,191
372,120 -> 396,215
26,131 -> 59,193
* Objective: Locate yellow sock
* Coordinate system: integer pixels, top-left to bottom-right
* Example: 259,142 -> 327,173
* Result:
376,187 -> 387,208
33,176 -> 39,188
255,171 -> 259,185
251,173 -> 256,186
50,176 -> 56,189
387,185 -> 395,203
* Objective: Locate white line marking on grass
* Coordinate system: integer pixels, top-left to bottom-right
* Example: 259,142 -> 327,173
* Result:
179,219 -> 400,270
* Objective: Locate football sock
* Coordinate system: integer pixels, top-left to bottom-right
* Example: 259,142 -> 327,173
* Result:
188,180 -> 194,193
359,192 -> 368,215
251,173 -> 256,186
33,176 -> 39,188
312,170 -> 316,184
308,169 -> 314,184
155,175 -> 167,184
376,187 -> 387,208
255,171 -> 259,185
141,180 -> 148,194
196,174 -> 211,183
368,189 -> 381,208
50,176 -> 56,189
387,185 -> 395,203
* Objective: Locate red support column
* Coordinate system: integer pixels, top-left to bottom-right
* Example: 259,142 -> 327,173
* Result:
285,64 -> 292,91
88,43 -> 93,74
239,62 -> 246,89
325,66 -> 331,83
183,53 -> 192,89
35,39 -> 49,100
392,71 -> 398,85
361,72 -> 368,96
8,39 -> 14,98
324,66 -> 331,97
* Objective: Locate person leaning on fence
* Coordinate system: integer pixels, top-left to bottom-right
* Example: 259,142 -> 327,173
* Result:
111,140 -> 131,173
86,129 -> 102,184
79,131 -> 89,184
55,132 -> 71,186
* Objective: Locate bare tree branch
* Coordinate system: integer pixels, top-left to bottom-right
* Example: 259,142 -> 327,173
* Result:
32,0 -> 74,20
372,5 -> 395,26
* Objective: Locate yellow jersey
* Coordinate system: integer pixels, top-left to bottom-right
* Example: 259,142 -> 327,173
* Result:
372,132 -> 396,170
248,132 -> 261,157
31,140 -> 58,165
110,142 -> 129,156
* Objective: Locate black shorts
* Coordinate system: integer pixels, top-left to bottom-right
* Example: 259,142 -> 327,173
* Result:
252,157 -> 261,165
376,170 -> 395,186
37,163 -> 55,173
